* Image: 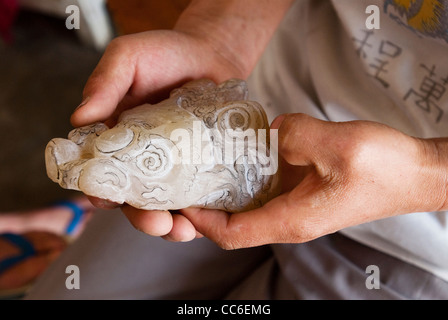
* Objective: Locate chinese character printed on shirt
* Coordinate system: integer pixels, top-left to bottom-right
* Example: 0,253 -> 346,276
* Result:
353,30 -> 402,88
404,64 -> 447,123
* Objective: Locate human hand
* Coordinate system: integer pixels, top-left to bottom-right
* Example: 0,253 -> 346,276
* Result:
71,29 -> 246,239
71,0 -> 294,128
178,114 -> 448,249
70,29 -> 245,128
71,0 -> 294,240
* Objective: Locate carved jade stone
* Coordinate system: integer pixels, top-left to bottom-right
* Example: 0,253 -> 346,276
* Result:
45,79 -> 279,212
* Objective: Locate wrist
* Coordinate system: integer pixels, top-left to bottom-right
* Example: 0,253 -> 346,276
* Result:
173,0 -> 294,79
418,137 -> 448,211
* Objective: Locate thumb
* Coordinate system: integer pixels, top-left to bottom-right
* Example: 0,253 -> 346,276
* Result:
70,45 -> 136,127
270,114 -> 287,130
181,197 -> 292,250
277,113 -> 330,167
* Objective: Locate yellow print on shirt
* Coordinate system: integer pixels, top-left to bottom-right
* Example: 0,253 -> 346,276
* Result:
384,0 -> 448,42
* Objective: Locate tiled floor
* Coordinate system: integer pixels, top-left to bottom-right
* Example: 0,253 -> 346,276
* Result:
0,9 -> 103,211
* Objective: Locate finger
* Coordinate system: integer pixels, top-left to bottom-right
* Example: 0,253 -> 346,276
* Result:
70,39 -> 136,127
195,231 -> 205,239
87,196 -> 122,210
162,213 -> 197,242
181,196 -> 295,249
278,113 -> 329,167
122,205 -> 173,237
270,114 -> 287,130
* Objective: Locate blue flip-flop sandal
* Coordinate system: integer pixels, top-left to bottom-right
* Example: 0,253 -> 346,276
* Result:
52,200 -> 87,237
0,233 -> 37,299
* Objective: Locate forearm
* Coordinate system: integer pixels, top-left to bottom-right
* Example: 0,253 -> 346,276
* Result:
174,0 -> 294,78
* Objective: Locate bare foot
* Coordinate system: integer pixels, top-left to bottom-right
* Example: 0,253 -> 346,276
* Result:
0,196 -> 95,238
0,231 -> 66,292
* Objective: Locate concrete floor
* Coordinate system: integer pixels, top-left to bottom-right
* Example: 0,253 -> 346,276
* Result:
0,10 -> 104,211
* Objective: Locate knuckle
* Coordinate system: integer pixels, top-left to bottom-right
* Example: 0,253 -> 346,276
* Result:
277,115 -> 300,160
290,219 -> 326,243
282,199 -> 328,243
212,228 -> 251,250
277,113 -> 316,163
101,36 -> 135,63
215,238 -> 240,250
335,127 -> 375,171
106,35 -> 130,52
297,221 -> 323,242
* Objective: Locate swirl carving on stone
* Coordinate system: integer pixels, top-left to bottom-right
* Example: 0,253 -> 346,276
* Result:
45,79 -> 279,212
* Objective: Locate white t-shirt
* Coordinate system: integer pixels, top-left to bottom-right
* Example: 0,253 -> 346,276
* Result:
248,0 -> 448,281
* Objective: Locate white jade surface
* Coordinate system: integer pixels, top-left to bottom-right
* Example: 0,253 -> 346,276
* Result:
45,79 -> 279,212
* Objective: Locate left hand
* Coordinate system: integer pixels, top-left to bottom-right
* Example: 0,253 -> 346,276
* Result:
167,113 -> 446,248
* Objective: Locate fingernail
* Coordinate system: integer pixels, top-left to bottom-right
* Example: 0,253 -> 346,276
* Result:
75,96 -> 89,111
270,114 -> 287,129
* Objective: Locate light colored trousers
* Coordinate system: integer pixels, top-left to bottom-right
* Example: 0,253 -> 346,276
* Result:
25,209 -> 448,300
